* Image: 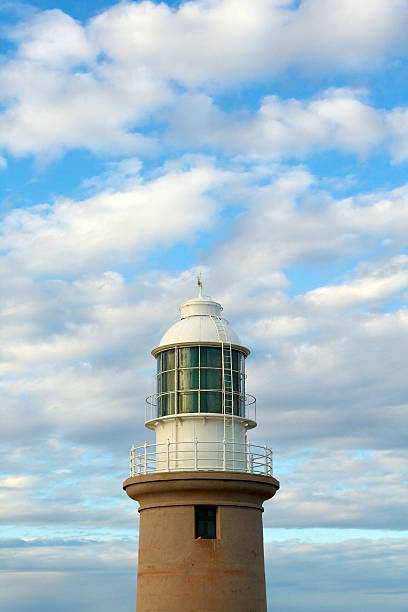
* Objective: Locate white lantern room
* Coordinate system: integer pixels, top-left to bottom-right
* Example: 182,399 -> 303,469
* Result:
130,282 -> 272,476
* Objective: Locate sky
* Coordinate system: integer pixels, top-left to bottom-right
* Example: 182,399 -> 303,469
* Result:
0,0 -> 408,610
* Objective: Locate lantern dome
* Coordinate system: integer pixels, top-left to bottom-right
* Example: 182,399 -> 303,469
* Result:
152,292 -> 248,355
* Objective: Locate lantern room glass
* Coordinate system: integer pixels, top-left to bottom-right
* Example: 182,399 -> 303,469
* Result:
156,346 -> 246,417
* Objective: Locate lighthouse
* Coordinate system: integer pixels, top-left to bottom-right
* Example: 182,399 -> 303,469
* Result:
123,281 -> 280,611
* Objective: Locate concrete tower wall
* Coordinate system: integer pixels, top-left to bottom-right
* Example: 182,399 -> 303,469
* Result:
124,471 -> 279,612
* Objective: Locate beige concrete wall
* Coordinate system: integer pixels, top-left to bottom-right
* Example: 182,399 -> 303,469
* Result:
123,472 -> 279,612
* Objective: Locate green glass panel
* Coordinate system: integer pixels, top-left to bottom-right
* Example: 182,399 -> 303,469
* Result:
233,393 -> 244,417
162,349 -> 175,371
232,350 -> 244,372
162,371 -> 175,392
232,372 -> 245,393
200,391 -> 222,413
178,391 -> 198,413
178,368 -> 199,390
240,393 -> 245,416
158,394 -> 164,417
159,393 -> 175,416
156,353 -> 161,374
200,368 -> 222,390
178,347 -> 199,368
157,375 -> 161,395
200,347 -> 222,368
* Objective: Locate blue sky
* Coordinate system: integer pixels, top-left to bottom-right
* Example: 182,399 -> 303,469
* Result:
1,1 -> 408,610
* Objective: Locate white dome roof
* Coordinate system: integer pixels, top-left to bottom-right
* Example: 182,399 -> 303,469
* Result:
153,292 -> 249,354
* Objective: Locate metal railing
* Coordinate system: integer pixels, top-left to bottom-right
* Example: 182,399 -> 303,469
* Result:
129,440 -> 273,477
145,393 -> 257,423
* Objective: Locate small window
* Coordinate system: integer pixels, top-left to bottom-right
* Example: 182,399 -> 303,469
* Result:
195,506 -> 217,539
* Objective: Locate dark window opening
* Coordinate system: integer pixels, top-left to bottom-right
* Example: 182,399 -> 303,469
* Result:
195,506 -> 217,539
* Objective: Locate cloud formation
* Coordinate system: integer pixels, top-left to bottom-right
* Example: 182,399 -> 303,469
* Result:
166,89 -> 387,159
1,2 -> 408,610
1,536 -> 407,612
90,0 -> 408,83
0,160 -> 227,273
1,2 -> 408,160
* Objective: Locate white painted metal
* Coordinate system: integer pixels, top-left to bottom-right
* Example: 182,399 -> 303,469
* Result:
210,316 -> 237,469
154,294 -> 246,353
156,314 -> 242,350
130,440 -> 273,477
151,414 -> 247,471
145,393 -> 257,424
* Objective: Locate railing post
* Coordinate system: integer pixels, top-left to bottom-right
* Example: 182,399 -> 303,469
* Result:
144,441 -> 148,474
167,438 -> 170,472
223,438 -> 226,471
246,440 -> 250,473
138,454 -> 141,475
194,437 -> 198,470
130,445 -> 134,477
264,444 -> 267,475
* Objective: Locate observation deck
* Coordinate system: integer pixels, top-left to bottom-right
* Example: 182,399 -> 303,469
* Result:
129,439 -> 273,477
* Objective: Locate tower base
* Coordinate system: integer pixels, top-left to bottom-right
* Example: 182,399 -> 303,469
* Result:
123,471 -> 279,612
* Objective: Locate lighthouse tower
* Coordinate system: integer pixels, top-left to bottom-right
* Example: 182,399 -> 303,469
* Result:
123,281 -> 280,612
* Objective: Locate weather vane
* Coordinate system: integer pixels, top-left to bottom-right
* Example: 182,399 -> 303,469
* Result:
197,272 -> 203,297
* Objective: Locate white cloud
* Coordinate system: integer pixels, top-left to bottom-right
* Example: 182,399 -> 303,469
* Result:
253,315 -> 309,338
246,301 -> 408,453
0,56 -> 168,156
265,538 -> 408,612
266,450 -> 408,529
8,9 -> 95,68
0,475 -> 36,488
166,89 -> 386,159
0,3 -> 408,159
90,0 -> 408,85
0,161 -> 228,274
304,256 -> 408,309
0,539 -> 137,612
210,173 -> 408,294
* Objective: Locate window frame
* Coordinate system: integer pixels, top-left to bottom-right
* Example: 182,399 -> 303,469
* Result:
195,505 -> 218,540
